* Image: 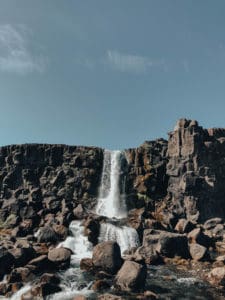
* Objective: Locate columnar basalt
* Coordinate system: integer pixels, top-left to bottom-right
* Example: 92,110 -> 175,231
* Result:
0,144 -> 103,234
166,119 -> 225,223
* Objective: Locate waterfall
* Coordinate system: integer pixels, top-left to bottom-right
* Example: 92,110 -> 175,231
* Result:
57,220 -> 92,263
96,150 -> 140,254
98,223 -> 140,254
96,150 -> 127,219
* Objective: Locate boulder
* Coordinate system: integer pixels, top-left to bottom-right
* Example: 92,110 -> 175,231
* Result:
0,247 -> 15,280
174,218 -> 195,233
114,260 -> 147,292
48,247 -> 71,269
9,246 -> 36,267
188,228 -> 211,248
92,241 -> 123,274
37,226 -> 59,244
27,255 -> 51,273
92,279 -> 110,292
80,258 -> 94,272
204,218 -> 223,230
142,229 -> 189,258
73,204 -> 85,219
208,267 -> 225,287
189,243 -> 208,261
157,231 -> 189,258
8,267 -> 35,283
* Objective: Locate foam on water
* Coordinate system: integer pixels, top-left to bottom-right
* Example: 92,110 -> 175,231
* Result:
8,284 -> 32,300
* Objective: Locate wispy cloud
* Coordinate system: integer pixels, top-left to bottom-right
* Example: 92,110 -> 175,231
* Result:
0,24 -> 47,75
106,50 -> 165,73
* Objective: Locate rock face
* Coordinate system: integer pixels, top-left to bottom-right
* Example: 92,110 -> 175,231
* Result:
125,139 -> 168,210
0,144 -> 103,233
166,119 -> 225,223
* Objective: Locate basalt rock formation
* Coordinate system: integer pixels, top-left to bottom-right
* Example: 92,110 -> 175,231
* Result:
1,120 -> 225,232
166,119 -> 225,223
1,119 -> 225,297
0,144 -> 103,234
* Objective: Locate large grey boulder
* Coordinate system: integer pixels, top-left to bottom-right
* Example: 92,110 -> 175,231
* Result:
142,229 -> 190,258
114,260 -> 147,292
48,247 -> 71,269
92,241 -> 123,274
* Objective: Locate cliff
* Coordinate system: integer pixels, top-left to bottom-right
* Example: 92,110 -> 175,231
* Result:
1,119 -> 225,235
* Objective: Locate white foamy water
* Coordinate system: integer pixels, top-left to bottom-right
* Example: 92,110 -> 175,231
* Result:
96,150 -> 127,219
7,284 -> 32,300
58,220 -> 92,263
47,268 -> 93,300
98,222 -> 140,254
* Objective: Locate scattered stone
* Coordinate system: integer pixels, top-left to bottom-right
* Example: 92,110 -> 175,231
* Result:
114,261 -> 147,292
92,279 -> 110,292
175,218 -> 195,233
73,204 -> 85,219
189,243 -> 208,261
204,218 -> 223,230
37,226 -> 59,244
48,247 -> 71,269
208,267 -> 225,287
0,247 -> 15,280
92,241 -> 123,274
188,228 -> 211,248
80,258 -> 94,272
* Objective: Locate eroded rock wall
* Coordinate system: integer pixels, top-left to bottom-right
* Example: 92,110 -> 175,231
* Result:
0,144 -> 103,234
125,139 -> 168,210
1,119 -> 225,233
167,119 -> 225,222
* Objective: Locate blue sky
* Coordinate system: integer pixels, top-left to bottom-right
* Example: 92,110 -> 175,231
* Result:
0,1 -> 225,149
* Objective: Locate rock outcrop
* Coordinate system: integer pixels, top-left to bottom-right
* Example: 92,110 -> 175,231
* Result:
0,144 -> 103,234
166,119 -> 225,223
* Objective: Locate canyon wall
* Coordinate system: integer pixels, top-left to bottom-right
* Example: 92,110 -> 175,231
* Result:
1,119 -> 225,235
0,144 -> 103,234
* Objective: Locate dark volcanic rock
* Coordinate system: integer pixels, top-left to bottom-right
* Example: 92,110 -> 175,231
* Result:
125,139 -> 168,210
189,243 -> 208,261
166,119 -> 225,223
48,247 -> 71,269
0,143 -> 103,237
140,229 -> 190,259
0,247 -> 15,280
114,260 -> 147,292
92,241 -> 123,274
37,226 -> 59,244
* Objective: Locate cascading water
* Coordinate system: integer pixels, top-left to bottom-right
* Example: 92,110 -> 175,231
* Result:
96,150 -> 127,219
96,150 -> 140,254
98,223 -> 140,254
47,221 -> 94,300
57,220 -> 92,263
